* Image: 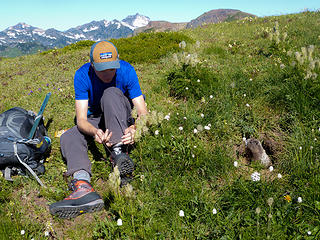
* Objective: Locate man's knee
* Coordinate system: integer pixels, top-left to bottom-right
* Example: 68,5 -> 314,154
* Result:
102,87 -> 123,99
60,127 -> 78,147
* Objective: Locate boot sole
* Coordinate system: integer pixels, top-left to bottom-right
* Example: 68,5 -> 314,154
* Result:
50,199 -> 104,218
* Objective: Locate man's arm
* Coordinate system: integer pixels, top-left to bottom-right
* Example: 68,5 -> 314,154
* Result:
132,95 -> 148,119
75,100 -> 112,145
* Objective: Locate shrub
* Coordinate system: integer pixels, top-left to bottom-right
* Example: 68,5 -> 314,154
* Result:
111,32 -> 194,64
166,63 -> 217,100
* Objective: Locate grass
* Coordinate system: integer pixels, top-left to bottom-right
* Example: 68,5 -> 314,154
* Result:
0,10 -> 319,239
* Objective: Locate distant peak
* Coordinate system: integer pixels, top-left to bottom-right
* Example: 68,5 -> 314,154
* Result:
16,22 -> 31,28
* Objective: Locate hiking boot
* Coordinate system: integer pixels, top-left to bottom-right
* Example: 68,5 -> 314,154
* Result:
110,145 -> 134,187
49,179 -> 104,218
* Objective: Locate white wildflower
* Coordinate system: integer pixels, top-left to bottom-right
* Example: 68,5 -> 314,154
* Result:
194,145 -> 197,148
297,197 -> 302,203
210,95 -> 213,99
176,112 -> 179,115
299,146 -> 302,150
246,103 -> 250,107
192,154 -> 195,158
269,166 -> 274,172
200,113 -> 204,118
197,124 -> 204,131
183,117 -> 187,120
21,230 -> 25,235
277,173 -> 282,179
44,231 -> 49,237
197,79 -> 200,83
242,137 -> 247,142
179,210 -> 185,217
249,78 -> 253,81
179,41 -> 186,49
185,87 -> 189,90
307,231 -> 311,235
267,197 -> 274,207
178,126 -> 183,131
193,129 -> 198,134
251,171 -> 260,182
155,130 -> 159,135
208,123 -> 211,127
243,94 -> 246,97
117,218 -> 123,226
204,125 -> 210,130
164,115 -> 170,121
140,175 -> 145,182
256,207 -> 261,214
234,161 -> 238,167
212,208 -> 217,214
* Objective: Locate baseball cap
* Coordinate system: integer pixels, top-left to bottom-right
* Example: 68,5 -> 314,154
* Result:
90,40 -> 120,71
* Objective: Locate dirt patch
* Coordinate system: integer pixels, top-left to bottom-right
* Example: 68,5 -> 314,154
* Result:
234,130 -> 285,167
11,184 -> 111,239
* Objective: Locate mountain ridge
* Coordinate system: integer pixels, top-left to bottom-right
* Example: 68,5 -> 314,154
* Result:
0,10 -> 255,57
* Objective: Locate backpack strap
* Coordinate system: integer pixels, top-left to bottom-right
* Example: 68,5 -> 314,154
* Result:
13,142 -> 46,188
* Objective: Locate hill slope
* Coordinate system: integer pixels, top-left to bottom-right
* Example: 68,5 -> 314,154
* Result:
186,9 -> 256,28
0,11 -> 319,239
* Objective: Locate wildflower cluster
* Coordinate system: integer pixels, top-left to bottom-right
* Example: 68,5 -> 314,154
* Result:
287,45 -> 319,79
107,166 -> 121,195
171,41 -> 202,67
167,62 -> 217,100
266,21 -> 288,45
132,109 -> 165,142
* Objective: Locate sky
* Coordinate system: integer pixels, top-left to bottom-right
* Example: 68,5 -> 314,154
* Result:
0,0 -> 319,31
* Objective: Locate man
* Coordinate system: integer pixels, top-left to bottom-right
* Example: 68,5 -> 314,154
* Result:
49,40 -> 148,218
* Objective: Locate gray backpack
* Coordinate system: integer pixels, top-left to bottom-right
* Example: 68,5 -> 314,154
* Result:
0,97 -> 51,187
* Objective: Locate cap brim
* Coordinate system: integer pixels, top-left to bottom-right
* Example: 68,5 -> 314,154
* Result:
93,60 -> 120,71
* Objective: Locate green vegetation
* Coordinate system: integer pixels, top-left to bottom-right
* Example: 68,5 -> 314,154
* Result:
0,11 -> 319,239
0,42 -> 49,58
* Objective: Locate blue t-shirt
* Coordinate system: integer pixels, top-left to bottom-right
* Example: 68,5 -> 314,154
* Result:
74,60 -> 142,115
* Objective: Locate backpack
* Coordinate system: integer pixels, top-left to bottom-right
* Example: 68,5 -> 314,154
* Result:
0,107 -> 51,187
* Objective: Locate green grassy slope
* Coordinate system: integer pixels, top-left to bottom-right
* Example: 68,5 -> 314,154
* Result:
0,11 -> 319,239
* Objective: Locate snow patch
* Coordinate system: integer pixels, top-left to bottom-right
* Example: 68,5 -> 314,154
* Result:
120,21 -> 135,30
33,29 -> 45,36
7,31 -> 16,38
131,16 -> 149,28
45,35 -> 57,39
20,23 -> 31,28
83,26 -> 99,32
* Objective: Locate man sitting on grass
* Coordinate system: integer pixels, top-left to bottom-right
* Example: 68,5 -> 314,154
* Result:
49,40 -> 148,218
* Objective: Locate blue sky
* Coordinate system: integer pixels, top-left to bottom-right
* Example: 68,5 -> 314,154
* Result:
1,0 -> 319,31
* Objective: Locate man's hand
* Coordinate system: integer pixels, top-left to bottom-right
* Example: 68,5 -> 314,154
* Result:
121,125 -> 135,145
94,129 -> 113,146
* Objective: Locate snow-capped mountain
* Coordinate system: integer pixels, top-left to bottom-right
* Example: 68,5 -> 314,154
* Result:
122,13 -> 150,30
0,14 -> 150,48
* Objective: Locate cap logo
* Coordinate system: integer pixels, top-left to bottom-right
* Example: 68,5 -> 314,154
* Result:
100,52 -> 112,59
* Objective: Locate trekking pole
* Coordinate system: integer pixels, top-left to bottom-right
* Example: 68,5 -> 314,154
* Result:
28,92 -> 51,140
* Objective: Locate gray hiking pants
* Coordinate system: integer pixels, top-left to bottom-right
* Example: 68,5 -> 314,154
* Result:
60,87 -> 132,176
